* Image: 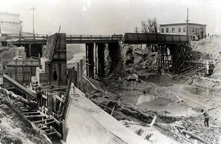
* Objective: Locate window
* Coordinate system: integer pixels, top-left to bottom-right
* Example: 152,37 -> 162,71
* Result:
183,27 -> 186,32
161,28 -> 164,33
178,27 -> 181,32
172,28 -> 175,33
166,28 -> 169,33
195,28 -> 198,32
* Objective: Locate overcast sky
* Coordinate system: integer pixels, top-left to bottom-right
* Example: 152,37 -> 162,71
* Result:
0,0 -> 221,35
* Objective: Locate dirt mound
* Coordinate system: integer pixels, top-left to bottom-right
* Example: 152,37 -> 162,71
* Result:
191,36 -> 221,59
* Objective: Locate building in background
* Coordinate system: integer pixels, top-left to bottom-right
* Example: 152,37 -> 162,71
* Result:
0,12 -> 22,35
159,23 -> 206,40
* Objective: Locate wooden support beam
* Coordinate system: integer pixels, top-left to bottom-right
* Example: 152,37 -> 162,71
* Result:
87,43 -> 94,78
32,118 -> 52,124
45,120 -> 56,125
51,115 -> 61,125
97,43 -> 105,78
43,129 -> 52,133
47,131 -> 56,136
80,59 -> 84,91
181,130 -> 209,144
23,112 -> 40,115
21,110 -> 36,113
25,115 -> 47,118
51,127 -> 62,138
77,62 -> 80,87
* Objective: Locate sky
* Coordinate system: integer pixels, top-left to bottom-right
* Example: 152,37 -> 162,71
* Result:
0,0 -> 221,35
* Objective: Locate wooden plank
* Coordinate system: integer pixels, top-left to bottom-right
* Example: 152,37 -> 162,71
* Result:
181,130 -> 209,144
25,115 -> 47,118
43,129 -> 51,133
47,94 -> 53,115
47,131 -> 56,136
45,120 -> 56,125
80,59 -> 84,91
23,112 -> 40,115
77,62 -> 80,88
3,74 -> 36,98
32,118 -> 52,124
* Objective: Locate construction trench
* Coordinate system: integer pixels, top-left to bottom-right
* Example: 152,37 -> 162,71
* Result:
0,33 -> 221,144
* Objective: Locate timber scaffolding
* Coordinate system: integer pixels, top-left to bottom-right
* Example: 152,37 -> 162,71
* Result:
124,33 -> 192,73
2,71 -> 73,141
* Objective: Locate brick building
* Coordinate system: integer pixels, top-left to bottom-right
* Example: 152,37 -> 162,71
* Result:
159,23 -> 206,40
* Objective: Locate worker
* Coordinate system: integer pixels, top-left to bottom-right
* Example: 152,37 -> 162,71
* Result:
127,72 -> 138,90
201,109 -> 209,127
136,91 -> 147,106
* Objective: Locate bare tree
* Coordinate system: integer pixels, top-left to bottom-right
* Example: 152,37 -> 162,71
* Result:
141,18 -> 158,34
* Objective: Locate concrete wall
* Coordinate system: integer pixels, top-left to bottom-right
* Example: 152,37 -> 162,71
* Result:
63,85 -> 149,144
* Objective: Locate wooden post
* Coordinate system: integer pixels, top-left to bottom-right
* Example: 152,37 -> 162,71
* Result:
72,67 -> 76,86
15,60 -> 17,82
98,43 -> 105,78
86,44 -> 89,77
47,94 -> 53,115
74,70 -> 78,88
29,43 -> 32,57
77,62 -> 80,88
80,59 -> 84,91
94,44 -> 98,76
88,43 -> 94,78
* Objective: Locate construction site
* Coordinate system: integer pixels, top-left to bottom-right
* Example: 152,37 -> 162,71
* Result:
0,2 -> 221,144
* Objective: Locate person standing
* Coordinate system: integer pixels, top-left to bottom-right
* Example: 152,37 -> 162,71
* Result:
136,91 -> 146,106
127,73 -> 138,90
201,109 -> 209,127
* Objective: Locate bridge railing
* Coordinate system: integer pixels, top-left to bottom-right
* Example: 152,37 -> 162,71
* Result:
67,34 -> 123,41
6,34 -> 123,42
7,34 -> 49,41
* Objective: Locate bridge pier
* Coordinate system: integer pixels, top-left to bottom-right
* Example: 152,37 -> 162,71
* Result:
108,42 -> 121,75
85,42 -> 121,78
97,43 -> 105,78
86,43 -> 94,78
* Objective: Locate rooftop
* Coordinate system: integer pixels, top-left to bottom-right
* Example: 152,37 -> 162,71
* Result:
0,12 -> 20,16
160,23 -> 206,27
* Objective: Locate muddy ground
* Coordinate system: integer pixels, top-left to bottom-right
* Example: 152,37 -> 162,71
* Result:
85,67 -> 221,144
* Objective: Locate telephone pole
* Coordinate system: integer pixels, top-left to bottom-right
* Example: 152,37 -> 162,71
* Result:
186,8 -> 190,36
31,6 -> 36,39
134,26 -> 139,33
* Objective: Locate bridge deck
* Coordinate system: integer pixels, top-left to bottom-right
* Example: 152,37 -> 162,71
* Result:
124,33 -> 189,44
8,34 -> 123,44
5,33 -> 189,45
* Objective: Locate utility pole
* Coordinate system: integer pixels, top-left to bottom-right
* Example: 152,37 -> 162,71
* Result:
31,6 -> 36,39
134,26 -> 139,33
0,18 -> 1,37
186,8 -> 190,36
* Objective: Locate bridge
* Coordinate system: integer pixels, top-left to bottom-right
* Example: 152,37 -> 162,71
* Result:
5,33 -> 189,45
2,33 -> 190,76
6,34 -> 123,44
